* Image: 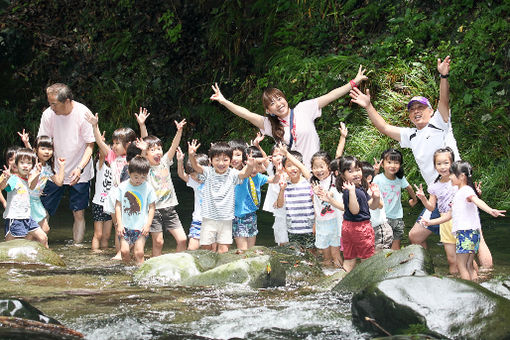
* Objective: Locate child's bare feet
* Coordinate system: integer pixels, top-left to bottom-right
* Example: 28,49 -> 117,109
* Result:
111,251 -> 122,260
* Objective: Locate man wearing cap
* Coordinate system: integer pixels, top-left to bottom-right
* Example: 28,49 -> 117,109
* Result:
349,56 -> 492,268
38,83 -> 95,244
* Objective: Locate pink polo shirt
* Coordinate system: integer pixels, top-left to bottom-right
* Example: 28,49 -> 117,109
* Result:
38,101 -> 95,184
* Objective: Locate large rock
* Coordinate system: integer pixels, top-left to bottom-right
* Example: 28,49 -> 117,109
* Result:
333,245 -> 434,293
0,240 -> 65,267
183,254 -> 285,288
133,253 -> 201,285
352,276 -> 510,339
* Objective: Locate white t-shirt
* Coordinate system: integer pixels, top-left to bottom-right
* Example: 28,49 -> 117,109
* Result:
261,98 -> 322,169
38,101 -> 95,184
451,185 -> 481,234
147,153 -> 178,209
262,165 -> 286,217
399,110 -> 460,185
92,160 -> 112,205
3,176 -> 31,219
200,167 -> 242,220
187,177 -> 204,222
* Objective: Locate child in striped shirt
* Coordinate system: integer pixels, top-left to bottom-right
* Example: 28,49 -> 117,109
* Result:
276,150 -> 315,251
188,140 -> 254,254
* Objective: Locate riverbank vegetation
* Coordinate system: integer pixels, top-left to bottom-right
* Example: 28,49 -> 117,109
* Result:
1,0 -> 508,207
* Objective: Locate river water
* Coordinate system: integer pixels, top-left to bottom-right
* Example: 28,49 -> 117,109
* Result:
1,178 -> 509,339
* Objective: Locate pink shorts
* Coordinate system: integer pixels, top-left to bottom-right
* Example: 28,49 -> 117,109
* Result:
341,219 -> 374,260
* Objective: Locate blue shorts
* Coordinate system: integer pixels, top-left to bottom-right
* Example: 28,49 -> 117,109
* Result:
119,228 -> 148,246
416,206 -> 440,235
232,212 -> 258,238
456,229 -> 480,254
41,181 -> 90,216
5,218 -> 40,238
188,220 -> 201,239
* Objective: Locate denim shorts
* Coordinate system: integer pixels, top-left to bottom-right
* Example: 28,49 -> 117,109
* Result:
416,206 -> 440,235
41,181 -> 90,216
5,218 -> 40,237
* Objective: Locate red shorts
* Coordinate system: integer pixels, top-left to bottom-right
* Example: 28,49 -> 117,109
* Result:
341,219 -> 375,260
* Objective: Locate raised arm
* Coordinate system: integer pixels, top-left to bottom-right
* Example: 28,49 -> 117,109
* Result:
188,139 -> 204,174
344,182 -> 360,214
368,183 -> 381,210
0,166 -> 12,191
84,112 -> 111,156
17,129 -> 32,149
414,184 -> 437,211
350,88 -> 401,142
335,122 -> 348,158
238,154 -> 255,180
251,132 -> 270,167
135,107 -> 150,138
317,65 -> 368,109
176,147 -> 189,182
210,83 -> 265,130
278,144 -> 311,180
276,180 -> 287,209
165,119 -> 186,161
28,161 -> 42,190
437,56 -> 451,123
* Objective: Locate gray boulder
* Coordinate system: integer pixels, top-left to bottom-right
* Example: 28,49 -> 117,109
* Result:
133,252 -> 201,285
352,275 -> 510,339
333,245 -> 434,293
0,240 -> 65,267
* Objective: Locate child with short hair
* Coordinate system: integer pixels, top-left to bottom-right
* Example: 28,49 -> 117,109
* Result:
1,148 -> 48,247
176,147 -> 209,250
188,140 -> 254,254
233,145 -> 280,250
276,150 -> 315,251
361,161 -> 393,252
1,146 -> 21,209
115,155 -> 156,265
142,119 -> 187,256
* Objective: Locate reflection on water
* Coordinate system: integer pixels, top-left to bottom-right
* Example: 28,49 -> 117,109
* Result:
1,177 -> 509,339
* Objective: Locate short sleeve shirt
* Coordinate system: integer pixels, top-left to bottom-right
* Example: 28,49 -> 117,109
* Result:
187,177 -> 204,222
92,160 -> 112,205
117,180 -> 157,231
399,110 -> 460,185
373,173 -> 410,219
38,101 -> 95,184
3,175 -> 31,219
147,153 -> 178,209
427,180 -> 456,213
261,98 -> 322,169
105,150 -> 127,187
234,173 -> 269,217
201,167 -> 242,220
451,186 -> 480,234
29,164 -> 53,198
342,187 -> 371,222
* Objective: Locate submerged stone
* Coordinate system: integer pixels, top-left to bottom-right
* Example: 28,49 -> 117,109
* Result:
0,240 -> 65,267
133,253 -> 201,285
333,245 -> 433,293
0,316 -> 84,339
352,276 -> 510,339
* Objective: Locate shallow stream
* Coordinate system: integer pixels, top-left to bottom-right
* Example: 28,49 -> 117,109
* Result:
1,179 -> 509,339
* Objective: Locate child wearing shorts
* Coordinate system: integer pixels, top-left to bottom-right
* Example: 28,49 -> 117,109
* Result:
115,156 -> 156,265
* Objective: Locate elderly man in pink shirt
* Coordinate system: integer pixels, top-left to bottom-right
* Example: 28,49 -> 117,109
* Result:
38,83 -> 95,244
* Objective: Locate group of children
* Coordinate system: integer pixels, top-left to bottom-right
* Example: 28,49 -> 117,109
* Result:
1,110 -> 505,279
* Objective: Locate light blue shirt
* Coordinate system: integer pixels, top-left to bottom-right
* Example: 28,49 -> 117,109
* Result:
373,173 -> 409,219
117,181 -> 157,230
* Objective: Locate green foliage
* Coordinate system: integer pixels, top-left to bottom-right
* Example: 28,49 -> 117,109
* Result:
0,0 -> 509,207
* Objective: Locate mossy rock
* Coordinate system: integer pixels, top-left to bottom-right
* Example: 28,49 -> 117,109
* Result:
182,254 -> 285,288
333,245 -> 433,293
133,253 -> 201,285
0,240 -> 65,267
315,270 -> 348,291
352,275 -> 510,339
184,249 -> 219,272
